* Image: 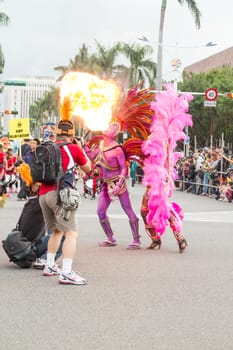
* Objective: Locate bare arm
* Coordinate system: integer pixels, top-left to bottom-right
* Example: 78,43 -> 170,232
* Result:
220,153 -> 233,164
83,144 -> 100,161
80,158 -> 92,174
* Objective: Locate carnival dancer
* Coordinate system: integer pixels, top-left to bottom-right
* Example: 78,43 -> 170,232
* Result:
140,186 -> 187,253
84,122 -> 141,249
142,84 -> 193,253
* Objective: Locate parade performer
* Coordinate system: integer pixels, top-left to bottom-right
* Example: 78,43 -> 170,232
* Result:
141,84 -> 193,253
84,122 -> 141,249
140,186 -> 186,252
84,86 -> 154,249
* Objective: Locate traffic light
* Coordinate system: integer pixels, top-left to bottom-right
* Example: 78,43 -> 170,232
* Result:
4,110 -> 18,115
226,93 -> 233,98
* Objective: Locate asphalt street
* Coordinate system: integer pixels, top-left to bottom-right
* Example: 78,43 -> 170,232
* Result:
0,180 -> 233,350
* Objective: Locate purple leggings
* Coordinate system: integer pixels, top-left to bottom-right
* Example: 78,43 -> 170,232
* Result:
97,183 -> 138,221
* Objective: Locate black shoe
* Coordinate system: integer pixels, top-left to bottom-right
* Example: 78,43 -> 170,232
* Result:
147,239 -> 161,250
178,239 -> 188,253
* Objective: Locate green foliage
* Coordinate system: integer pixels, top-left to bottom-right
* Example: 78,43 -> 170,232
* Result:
31,40 -> 157,132
29,87 -> 60,133
118,42 -> 156,88
179,65 -> 233,148
0,2 -> 10,74
54,41 -> 156,90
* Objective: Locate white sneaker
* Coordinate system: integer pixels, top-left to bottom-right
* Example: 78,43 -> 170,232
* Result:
33,258 -> 47,269
59,271 -> 87,285
43,264 -> 61,276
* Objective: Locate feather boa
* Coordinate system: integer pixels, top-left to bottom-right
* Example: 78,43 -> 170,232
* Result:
142,84 -> 193,235
17,162 -> 33,186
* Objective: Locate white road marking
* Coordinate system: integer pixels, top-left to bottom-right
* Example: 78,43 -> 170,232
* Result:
77,211 -> 233,223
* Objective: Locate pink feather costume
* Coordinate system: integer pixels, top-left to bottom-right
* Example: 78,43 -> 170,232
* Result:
141,84 -> 193,251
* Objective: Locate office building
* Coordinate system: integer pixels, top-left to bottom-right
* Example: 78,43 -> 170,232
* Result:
184,47 -> 233,74
2,76 -> 57,134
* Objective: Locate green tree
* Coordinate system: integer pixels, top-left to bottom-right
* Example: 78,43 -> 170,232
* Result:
93,40 -> 124,79
54,41 -> 156,90
0,1 -> 10,73
179,65 -> 233,147
156,0 -> 201,90
29,87 -> 60,135
54,41 -> 126,84
119,42 -> 156,88
54,43 -> 99,80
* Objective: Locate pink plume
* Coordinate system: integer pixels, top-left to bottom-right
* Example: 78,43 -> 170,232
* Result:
142,83 -> 193,235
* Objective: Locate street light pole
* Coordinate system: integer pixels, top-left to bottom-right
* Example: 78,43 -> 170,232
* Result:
156,42 -> 163,91
156,5 -> 166,91
138,36 -> 217,91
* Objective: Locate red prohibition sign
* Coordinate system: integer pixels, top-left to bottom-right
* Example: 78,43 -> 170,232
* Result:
205,88 -> 218,101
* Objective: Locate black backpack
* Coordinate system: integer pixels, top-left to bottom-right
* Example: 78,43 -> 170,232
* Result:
30,141 -> 65,185
2,196 -> 46,268
2,229 -> 37,268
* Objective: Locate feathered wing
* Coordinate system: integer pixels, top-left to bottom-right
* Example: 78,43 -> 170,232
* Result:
115,85 -> 155,161
142,84 -> 193,236
86,84 -> 155,161
86,135 -> 103,150
122,138 -> 145,166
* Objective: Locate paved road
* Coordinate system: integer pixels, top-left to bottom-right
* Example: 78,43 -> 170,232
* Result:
0,181 -> 233,350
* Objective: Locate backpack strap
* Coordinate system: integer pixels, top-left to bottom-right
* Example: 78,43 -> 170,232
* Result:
62,144 -> 75,170
57,143 -> 76,190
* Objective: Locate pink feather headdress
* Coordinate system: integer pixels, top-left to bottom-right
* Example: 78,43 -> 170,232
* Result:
142,84 -> 193,235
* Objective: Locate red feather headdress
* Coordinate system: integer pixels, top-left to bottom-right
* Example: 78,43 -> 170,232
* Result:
115,85 -> 154,164
86,84 -> 155,163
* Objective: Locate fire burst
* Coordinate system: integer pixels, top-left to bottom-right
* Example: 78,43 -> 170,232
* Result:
60,72 -> 120,131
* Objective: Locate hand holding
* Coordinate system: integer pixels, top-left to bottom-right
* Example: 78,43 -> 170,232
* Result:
112,185 -> 121,196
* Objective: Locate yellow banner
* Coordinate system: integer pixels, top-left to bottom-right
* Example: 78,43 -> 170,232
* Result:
9,118 -> 30,139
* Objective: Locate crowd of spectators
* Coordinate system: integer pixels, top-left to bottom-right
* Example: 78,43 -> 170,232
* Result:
2,139 -> 233,205
0,138 -> 40,200
175,147 -> 233,202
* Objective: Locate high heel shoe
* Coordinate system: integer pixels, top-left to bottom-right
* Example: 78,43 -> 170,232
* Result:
147,239 -> 161,250
178,238 -> 188,253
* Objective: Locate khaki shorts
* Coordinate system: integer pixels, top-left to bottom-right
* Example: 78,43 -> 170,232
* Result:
39,190 -> 77,232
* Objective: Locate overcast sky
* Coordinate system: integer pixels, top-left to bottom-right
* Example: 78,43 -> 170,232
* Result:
1,0 -> 233,82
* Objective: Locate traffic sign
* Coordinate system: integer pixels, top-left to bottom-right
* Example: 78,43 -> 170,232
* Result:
4,80 -> 26,86
204,100 -> 216,107
205,88 -> 218,101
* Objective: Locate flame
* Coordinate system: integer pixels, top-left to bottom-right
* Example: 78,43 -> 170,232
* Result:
60,72 -> 120,131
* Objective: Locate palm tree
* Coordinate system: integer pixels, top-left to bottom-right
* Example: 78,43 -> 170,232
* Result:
119,42 -> 156,88
55,41 -> 125,82
156,0 -> 201,90
54,43 -> 98,80
93,40 -> 123,79
0,1 -> 10,73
